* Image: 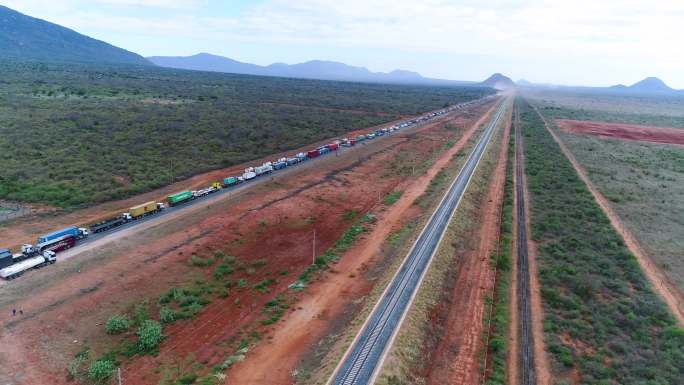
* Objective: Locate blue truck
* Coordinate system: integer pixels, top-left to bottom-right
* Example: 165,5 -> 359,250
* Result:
36,226 -> 89,248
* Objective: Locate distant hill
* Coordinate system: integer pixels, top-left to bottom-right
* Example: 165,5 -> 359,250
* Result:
0,5 -> 150,65
480,73 -> 515,90
148,53 -> 471,85
626,77 -> 674,93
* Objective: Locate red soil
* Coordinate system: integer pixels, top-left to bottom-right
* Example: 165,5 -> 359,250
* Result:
226,101 -> 500,385
557,119 -> 684,147
424,102 -> 510,385
0,99 -> 499,385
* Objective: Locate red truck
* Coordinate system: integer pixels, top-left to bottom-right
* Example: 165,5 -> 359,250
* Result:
327,143 -> 339,151
43,236 -> 76,254
307,149 -> 320,158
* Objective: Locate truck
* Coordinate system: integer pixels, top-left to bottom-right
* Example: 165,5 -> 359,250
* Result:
356,134 -> 366,142
255,163 -> 273,175
0,248 -> 15,269
243,171 -> 256,180
90,216 -> 127,233
296,152 -> 308,161
327,143 -> 339,151
211,182 -> 222,191
223,176 -> 239,187
1,251 -> 56,280
273,160 -> 287,170
37,226 -> 88,246
319,147 -> 330,155
286,157 -> 300,166
167,191 -> 194,206
307,149 -> 320,158
40,236 -> 76,253
126,201 -> 161,220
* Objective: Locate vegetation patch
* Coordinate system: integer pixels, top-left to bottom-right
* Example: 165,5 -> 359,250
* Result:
384,191 -> 403,205
483,113 -> 514,385
0,61 -> 491,207
518,97 -> 683,384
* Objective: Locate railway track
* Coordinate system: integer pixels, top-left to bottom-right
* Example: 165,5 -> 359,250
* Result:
328,98 -> 508,385
514,101 -> 536,385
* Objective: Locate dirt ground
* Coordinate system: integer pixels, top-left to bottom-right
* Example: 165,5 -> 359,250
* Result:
0,99 -> 498,385
423,102 -> 511,385
556,119 -> 684,147
544,114 -> 684,326
225,100 -> 500,385
226,100 -> 500,385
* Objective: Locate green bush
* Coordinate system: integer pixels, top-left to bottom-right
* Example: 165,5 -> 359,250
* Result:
105,315 -> 131,334
136,320 -> 163,354
159,307 -> 176,324
88,359 -> 115,383
384,191 -> 403,205
519,98 -> 683,383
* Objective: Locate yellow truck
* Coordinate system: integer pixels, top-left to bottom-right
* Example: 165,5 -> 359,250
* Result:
126,201 -> 162,219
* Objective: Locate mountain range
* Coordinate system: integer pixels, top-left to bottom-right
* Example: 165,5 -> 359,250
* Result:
0,5 -> 149,65
148,53 -> 473,85
0,4 -> 678,94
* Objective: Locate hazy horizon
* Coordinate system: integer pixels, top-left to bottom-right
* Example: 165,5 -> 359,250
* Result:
4,0 -> 684,88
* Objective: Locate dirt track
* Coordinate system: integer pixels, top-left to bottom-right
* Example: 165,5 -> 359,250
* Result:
557,119 -> 684,147
540,111 -> 684,326
0,99 -> 498,385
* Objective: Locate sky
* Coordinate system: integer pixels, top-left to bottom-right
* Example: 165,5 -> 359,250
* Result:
4,0 -> 684,88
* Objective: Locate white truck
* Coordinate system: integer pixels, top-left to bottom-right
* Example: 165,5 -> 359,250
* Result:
255,162 -> 273,176
1,250 -> 57,280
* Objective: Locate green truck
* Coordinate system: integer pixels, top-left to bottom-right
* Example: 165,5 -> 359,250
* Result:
167,191 -> 193,206
223,176 -> 239,187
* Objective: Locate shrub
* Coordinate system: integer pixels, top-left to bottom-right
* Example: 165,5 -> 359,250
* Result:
384,191 -> 403,205
213,263 -> 233,279
88,360 -> 115,383
159,307 -> 176,324
136,320 -> 163,353
190,255 -> 215,267
105,315 -> 131,334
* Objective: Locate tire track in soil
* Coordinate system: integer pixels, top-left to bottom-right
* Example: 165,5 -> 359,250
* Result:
532,105 -> 684,326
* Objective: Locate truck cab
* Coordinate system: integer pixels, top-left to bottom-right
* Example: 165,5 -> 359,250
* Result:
78,227 -> 89,239
42,250 -> 57,263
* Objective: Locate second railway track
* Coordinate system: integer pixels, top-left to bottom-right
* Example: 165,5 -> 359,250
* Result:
515,100 -> 536,385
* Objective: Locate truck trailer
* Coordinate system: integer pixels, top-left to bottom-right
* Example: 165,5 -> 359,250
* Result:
37,226 -> 88,246
38,235 -> 76,253
90,216 -> 127,233
126,201 -> 161,219
1,251 -> 56,280
223,176 -> 239,187
167,191 -> 194,206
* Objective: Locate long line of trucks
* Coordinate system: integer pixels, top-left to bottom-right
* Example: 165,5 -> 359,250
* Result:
0,97 -> 493,280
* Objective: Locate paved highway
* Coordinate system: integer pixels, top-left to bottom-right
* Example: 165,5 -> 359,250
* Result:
329,98 -> 508,385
